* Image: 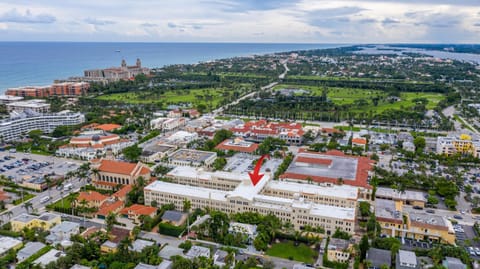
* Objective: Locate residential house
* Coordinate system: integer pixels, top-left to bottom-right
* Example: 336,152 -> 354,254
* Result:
366,248 -> 392,269
76,191 -> 109,208
33,249 -> 65,267
120,204 -> 157,224
45,221 -> 80,244
0,236 -> 23,256
213,249 -> 233,268
396,250 -> 418,269
324,238 -> 351,263
160,210 -> 188,226
442,257 -> 467,269
186,245 -> 210,259
11,213 -> 61,232
129,239 -> 155,252
17,242 -> 46,262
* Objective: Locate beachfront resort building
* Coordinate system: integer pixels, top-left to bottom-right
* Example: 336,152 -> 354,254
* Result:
0,110 -> 85,142
84,58 -> 150,82
230,119 -> 305,145
6,82 -> 89,97
145,166 -> 358,234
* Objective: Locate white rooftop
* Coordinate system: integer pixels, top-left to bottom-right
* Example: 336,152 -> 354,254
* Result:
186,245 -> 210,258
145,180 -> 229,202
0,236 -> 22,255
376,187 -> 427,202
167,166 -> 247,182
34,249 -> 65,266
266,180 -> 359,200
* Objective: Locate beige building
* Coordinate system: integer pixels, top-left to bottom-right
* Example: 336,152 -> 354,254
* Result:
436,134 -> 480,157
11,213 -> 61,232
145,167 -> 358,235
6,99 -> 50,113
91,159 -> 151,190
323,238 -> 351,263
168,149 -> 217,167
375,199 -> 455,245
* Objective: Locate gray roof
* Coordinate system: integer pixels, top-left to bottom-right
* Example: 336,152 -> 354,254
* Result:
366,248 -> 391,268
443,257 -> 466,269
135,263 -> 158,269
214,249 -> 228,263
162,210 -> 186,223
17,242 -> 46,261
71,265 -> 91,269
158,245 -> 184,259
130,239 -> 155,252
157,260 -> 173,269
398,250 -> 416,264
50,221 -> 80,234
186,245 -> 210,258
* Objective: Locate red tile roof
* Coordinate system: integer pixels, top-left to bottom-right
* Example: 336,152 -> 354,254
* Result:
120,204 -> 157,216
215,139 -> 259,153
95,124 -> 122,132
98,160 -> 150,176
112,185 -> 132,200
96,200 -> 124,217
352,138 -> 367,145
77,191 -> 108,203
296,156 -> 332,166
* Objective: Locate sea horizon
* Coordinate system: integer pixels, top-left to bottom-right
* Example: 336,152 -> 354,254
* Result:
0,42 -> 345,92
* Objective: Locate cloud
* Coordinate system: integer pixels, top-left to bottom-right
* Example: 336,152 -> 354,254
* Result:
359,18 -> 377,24
84,17 -> 115,25
308,6 -> 366,18
0,8 -> 55,24
382,18 -> 400,25
206,0 -> 297,12
474,23 -> 480,27
167,22 -> 178,28
141,23 -> 157,27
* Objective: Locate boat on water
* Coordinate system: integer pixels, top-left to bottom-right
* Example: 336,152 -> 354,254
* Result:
115,50 -> 121,52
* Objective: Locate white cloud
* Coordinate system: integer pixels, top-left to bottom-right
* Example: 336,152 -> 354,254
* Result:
0,0 -> 479,42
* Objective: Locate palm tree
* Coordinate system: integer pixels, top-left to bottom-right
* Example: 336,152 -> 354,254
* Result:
22,201 -> 33,214
105,212 -> 117,234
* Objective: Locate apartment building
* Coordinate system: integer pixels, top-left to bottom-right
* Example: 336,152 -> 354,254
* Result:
5,82 -> 89,97
436,134 -> 480,157
0,111 -> 85,142
145,168 -> 357,235
168,149 -> 217,167
375,199 -> 455,244
90,159 -> 151,190
0,95 -> 23,105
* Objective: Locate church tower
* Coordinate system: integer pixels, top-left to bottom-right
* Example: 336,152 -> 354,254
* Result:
121,59 -> 127,68
136,58 -> 142,67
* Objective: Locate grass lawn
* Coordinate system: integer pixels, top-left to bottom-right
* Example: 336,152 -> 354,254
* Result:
47,193 -> 78,213
273,84 -> 445,114
97,88 -> 232,110
266,241 -> 316,264
12,193 -> 35,205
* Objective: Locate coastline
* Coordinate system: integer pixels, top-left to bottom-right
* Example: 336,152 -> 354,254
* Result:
0,42 -> 342,92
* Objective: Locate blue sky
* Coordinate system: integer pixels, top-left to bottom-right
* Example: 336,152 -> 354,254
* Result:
0,0 -> 478,43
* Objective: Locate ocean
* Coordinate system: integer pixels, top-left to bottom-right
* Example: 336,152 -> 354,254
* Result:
0,42 -> 340,92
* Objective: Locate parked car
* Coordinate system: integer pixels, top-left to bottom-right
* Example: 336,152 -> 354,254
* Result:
453,215 -> 463,220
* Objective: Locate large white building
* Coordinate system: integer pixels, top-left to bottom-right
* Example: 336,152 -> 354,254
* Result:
6,99 -> 51,113
0,111 -> 85,141
145,166 -> 358,234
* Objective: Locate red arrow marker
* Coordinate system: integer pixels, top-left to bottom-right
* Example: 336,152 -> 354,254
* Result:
248,154 -> 270,186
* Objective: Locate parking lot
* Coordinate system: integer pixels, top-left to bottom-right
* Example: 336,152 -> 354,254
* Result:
0,151 -> 84,183
224,153 -> 283,175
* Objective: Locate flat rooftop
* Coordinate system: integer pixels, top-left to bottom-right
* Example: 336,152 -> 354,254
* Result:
266,180 -> 359,200
409,212 -> 452,231
280,149 -> 374,189
285,151 -> 358,180
145,180 -> 229,202
375,199 -> 403,224
167,166 -> 248,182
376,187 -> 427,203
169,149 -> 216,163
